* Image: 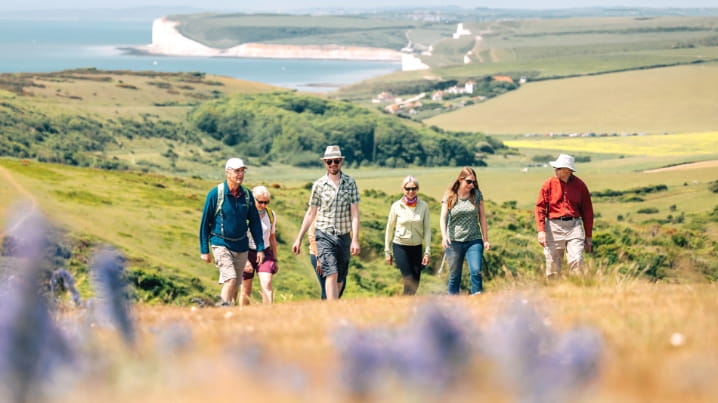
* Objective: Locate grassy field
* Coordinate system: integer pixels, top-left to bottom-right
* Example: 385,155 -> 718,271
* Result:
3,150 -> 717,301
4,70 -> 280,121
41,282 -> 718,402
425,63 -> 718,135
171,13 -> 421,50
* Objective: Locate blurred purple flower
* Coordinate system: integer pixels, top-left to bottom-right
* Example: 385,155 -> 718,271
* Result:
481,297 -> 603,403
333,303 -> 473,397
0,211 -> 75,402
230,342 -> 307,392
90,246 -> 136,347
151,323 -> 194,356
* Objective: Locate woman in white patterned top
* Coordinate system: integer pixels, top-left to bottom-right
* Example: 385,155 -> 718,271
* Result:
439,167 -> 490,295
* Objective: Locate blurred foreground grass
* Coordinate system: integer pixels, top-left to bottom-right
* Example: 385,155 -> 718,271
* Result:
58,281 -> 717,403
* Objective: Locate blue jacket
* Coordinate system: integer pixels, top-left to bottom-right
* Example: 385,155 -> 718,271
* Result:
199,182 -> 265,254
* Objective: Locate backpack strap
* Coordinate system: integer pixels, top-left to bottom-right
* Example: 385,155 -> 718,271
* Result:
214,183 -> 224,217
265,206 -> 275,227
212,183 -> 250,242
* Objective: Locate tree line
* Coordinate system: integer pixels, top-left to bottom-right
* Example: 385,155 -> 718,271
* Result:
1,91 -> 504,170
189,92 -> 505,167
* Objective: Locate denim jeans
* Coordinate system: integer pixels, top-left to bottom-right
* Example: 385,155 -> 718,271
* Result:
446,238 -> 484,295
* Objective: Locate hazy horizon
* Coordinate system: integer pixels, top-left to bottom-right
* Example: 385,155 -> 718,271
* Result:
2,0 -> 717,12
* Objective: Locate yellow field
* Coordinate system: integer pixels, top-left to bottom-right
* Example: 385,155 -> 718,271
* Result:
504,131 -> 718,157
55,282 -> 718,402
425,63 -> 718,135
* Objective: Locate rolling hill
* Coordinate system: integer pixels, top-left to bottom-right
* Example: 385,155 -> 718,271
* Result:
425,63 -> 718,135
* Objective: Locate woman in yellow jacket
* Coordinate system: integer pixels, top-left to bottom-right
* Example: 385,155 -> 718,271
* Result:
384,176 -> 431,295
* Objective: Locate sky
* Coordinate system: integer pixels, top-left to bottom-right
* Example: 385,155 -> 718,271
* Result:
2,0 -> 716,11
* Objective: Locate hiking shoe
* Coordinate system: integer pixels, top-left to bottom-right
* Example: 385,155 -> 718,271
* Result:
215,301 -> 231,307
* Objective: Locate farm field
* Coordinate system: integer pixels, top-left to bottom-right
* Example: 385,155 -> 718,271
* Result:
425,63 -> 718,135
38,283 -> 718,402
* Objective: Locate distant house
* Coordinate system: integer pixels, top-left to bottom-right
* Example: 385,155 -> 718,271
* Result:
431,90 -> 444,101
384,104 -> 400,114
464,80 -> 476,94
492,75 -> 515,84
372,91 -> 395,103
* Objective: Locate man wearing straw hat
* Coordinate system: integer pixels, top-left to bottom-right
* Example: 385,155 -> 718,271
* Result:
535,153 -> 594,277
292,145 -> 361,300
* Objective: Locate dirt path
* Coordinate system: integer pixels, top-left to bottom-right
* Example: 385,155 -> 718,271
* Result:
643,160 -> 718,173
0,163 -> 38,240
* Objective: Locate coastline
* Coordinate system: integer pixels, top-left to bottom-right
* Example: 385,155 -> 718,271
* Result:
124,17 -> 428,71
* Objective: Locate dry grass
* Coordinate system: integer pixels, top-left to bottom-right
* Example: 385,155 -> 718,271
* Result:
56,281 -> 718,402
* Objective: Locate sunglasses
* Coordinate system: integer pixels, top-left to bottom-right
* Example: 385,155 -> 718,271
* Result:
324,158 -> 342,165
256,200 -> 270,205
404,187 -> 418,191
464,179 -> 476,185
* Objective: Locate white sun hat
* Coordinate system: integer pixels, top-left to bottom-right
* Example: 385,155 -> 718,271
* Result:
549,154 -> 576,172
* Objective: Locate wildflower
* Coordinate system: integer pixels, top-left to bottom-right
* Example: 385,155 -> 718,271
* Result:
333,302 -> 473,398
481,296 -> 603,403
670,332 -> 685,347
0,211 -> 74,402
90,246 -> 136,347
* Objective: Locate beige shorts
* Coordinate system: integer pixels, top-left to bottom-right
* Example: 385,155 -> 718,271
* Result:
211,246 -> 248,283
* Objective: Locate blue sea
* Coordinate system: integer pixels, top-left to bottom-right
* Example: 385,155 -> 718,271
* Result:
0,19 -> 400,92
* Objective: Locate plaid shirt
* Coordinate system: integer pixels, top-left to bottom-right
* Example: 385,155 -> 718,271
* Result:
309,172 -> 360,235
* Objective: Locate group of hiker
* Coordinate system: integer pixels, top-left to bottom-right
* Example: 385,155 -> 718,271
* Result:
199,145 -> 593,306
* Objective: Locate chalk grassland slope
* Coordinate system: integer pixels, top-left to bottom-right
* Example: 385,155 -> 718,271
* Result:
337,15 -> 718,100
436,15 -> 718,74
169,14 -> 422,50
57,285 -> 718,402
425,63 -> 718,135
0,69 -> 279,121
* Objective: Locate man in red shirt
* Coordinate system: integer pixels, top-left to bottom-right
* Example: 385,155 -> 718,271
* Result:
535,154 -> 594,277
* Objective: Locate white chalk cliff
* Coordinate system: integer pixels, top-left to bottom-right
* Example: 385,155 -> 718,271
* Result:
135,17 -> 407,64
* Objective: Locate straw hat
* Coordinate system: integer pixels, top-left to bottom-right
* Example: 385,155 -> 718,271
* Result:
321,145 -> 343,160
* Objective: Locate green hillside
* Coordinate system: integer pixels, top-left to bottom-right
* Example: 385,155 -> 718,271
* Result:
2,157 -> 717,305
170,14 -> 426,50
424,63 -> 718,135
336,15 -> 718,107
0,70 -> 503,175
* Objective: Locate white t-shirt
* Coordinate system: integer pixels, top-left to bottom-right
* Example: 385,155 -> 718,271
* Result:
248,209 -> 275,250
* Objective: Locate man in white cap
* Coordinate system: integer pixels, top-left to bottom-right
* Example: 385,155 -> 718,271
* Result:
292,145 -> 360,300
535,153 -> 594,277
199,158 -> 265,306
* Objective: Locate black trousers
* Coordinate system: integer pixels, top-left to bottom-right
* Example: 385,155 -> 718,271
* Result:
392,243 -> 423,295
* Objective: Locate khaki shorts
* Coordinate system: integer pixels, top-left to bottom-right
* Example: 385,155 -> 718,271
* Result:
211,246 -> 248,283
